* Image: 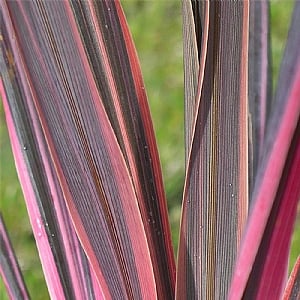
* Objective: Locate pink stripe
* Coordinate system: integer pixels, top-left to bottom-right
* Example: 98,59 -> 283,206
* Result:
64,2 -> 157,297
257,123 -> 300,298
1,77 -> 63,299
115,0 -> 176,291
1,3 -> 104,295
0,2 -> 69,297
229,62 -> 300,299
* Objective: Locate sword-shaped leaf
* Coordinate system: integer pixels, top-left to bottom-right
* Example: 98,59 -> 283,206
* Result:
1,0 -> 174,298
69,2 -> 175,295
0,43 -> 102,299
183,0 -> 209,162
248,0 -> 272,195
284,256 -> 300,300
176,1 -> 249,298
229,2 -> 300,298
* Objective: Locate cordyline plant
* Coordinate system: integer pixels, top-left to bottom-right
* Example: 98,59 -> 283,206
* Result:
0,0 -> 299,299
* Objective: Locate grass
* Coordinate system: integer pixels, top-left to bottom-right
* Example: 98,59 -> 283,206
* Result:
0,2 -> 299,299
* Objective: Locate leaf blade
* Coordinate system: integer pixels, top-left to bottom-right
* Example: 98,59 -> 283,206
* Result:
229,2 -> 300,298
248,0 -> 272,195
1,1 -> 161,298
70,1 -> 176,296
0,14 -> 103,297
177,1 -> 249,298
0,214 -> 30,300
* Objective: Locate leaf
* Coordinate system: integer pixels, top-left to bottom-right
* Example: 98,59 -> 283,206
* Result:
0,45 -> 101,299
0,2 -> 155,297
70,2 -> 175,295
182,0 -> 209,162
0,214 -> 30,300
283,256 -> 300,300
1,0 -> 175,298
229,2 -> 300,298
182,0 -> 199,159
176,1 -> 249,298
248,0 -> 272,195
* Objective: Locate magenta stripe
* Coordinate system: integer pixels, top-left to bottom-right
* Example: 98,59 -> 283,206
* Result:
229,65 -> 300,300
1,77 -> 64,298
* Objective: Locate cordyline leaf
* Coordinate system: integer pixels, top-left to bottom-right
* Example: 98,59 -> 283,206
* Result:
183,0 -> 209,162
283,256 -> 300,300
0,214 -> 30,300
69,1 -> 175,296
0,52 -> 102,299
1,2 -> 105,298
0,0 -> 175,298
176,1 -> 249,299
229,2 -> 300,298
182,0 -> 199,159
248,0 -> 272,195
1,57 -> 71,299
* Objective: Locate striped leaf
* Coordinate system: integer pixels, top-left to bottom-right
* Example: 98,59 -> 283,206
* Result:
1,1 -> 299,299
1,0 -> 174,298
183,0 -> 209,163
229,2 -> 300,298
0,30 -> 102,299
0,214 -> 30,300
176,1 -> 249,298
248,0 -> 272,195
70,2 -> 175,295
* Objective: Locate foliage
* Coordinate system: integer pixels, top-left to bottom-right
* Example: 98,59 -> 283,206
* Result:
0,2 -> 300,300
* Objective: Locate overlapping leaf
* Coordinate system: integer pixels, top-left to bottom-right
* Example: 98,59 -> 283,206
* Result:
1,1 -> 299,299
70,2 -> 175,296
182,0 -> 209,163
177,1 -> 249,298
248,0 -> 272,195
1,0 -> 175,298
1,7 -> 102,297
229,1 -> 300,298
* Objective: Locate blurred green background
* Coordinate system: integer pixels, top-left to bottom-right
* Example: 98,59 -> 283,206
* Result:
0,1 -> 299,299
